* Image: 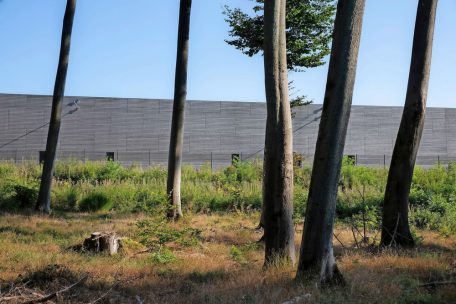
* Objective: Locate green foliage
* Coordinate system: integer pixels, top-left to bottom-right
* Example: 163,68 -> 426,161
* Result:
409,189 -> 456,234
223,0 -> 336,71
78,191 -> 112,212
0,173 -> 39,210
53,182 -> 79,211
293,188 -> 308,220
12,183 -> 39,208
229,245 -> 245,263
136,219 -> 202,250
150,248 -> 177,264
136,218 -> 202,264
0,160 -> 454,236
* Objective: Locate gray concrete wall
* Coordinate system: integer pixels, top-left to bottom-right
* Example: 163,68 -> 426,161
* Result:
0,93 -> 454,167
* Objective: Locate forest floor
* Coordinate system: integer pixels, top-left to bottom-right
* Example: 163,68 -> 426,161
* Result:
0,212 -> 455,304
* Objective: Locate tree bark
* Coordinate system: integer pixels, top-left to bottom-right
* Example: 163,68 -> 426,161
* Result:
36,0 -> 76,213
296,0 -> 365,284
381,0 -> 438,247
167,0 -> 192,220
262,0 -> 295,266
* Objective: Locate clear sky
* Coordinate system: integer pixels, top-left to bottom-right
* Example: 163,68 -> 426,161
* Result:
0,0 -> 454,108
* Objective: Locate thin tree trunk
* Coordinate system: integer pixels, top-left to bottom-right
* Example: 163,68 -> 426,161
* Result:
167,0 -> 192,220
296,0 -> 365,284
36,0 -> 76,213
381,0 -> 438,247
262,0 -> 295,266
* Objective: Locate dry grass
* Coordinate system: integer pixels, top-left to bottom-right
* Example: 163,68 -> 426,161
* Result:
0,212 -> 455,303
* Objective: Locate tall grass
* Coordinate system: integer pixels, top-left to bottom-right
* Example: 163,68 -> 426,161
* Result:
0,159 -> 454,234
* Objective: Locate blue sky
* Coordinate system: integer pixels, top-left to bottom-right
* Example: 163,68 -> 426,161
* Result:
0,0 -> 455,108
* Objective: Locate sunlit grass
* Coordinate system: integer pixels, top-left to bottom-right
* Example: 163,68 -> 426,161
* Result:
0,213 -> 454,303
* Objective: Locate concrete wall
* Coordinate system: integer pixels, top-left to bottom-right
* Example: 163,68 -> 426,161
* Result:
0,93 -> 454,167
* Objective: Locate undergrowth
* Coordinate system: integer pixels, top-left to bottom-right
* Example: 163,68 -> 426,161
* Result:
0,159 -> 455,235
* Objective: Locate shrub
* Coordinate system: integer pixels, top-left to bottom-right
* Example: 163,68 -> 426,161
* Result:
12,182 -> 39,209
53,182 -> 79,211
78,191 -> 112,212
136,219 -> 202,250
151,248 -> 177,264
0,160 -> 454,236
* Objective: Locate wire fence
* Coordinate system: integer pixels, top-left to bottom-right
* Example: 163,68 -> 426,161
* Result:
0,150 -> 454,169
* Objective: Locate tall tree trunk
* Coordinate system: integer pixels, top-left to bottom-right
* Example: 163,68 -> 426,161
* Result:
262,0 -> 295,266
36,0 -> 76,213
381,0 -> 438,247
296,0 -> 365,284
167,0 -> 192,220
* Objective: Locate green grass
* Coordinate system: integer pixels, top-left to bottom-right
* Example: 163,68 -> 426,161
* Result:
0,159 -> 455,235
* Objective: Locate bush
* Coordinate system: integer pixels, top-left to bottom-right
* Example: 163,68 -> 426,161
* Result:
78,191 -> 112,212
53,182 -> 79,211
9,182 -> 39,209
0,160 -> 454,235
136,219 -> 202,250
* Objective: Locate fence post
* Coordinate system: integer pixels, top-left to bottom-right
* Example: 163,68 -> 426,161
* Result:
383,154 -> 386,169
210,152 -> 213,171
149,150 -> 151,166
437,155 -> 440,166
15,149 -> 18,164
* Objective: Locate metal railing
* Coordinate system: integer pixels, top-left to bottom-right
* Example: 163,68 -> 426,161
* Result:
0,150 -> 454,169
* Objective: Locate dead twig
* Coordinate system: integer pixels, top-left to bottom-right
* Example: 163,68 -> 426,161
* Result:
20,274 -> 88,304
89,274 -> 144,304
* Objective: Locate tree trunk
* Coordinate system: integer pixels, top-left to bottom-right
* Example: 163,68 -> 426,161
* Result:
262,0 -> 295,266
381,0 -> 438,247
296,0 -> 365,284
36,0 -> 76,213
167,0 -> 192,220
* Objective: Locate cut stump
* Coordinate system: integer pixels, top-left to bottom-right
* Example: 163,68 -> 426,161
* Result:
81,232 -> 120,255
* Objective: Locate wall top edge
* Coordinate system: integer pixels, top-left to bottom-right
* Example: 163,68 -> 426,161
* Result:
0,93 -> 453,110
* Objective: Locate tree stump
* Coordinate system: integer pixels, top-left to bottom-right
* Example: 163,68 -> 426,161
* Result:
82,232 -> 119,255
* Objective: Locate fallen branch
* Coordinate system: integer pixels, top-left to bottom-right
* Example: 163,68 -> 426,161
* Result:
333,233 -> 346,249
419,281 -> 456,287
351,226 -> 359,248
132,249 -> 151,257
21,275 -> 88,304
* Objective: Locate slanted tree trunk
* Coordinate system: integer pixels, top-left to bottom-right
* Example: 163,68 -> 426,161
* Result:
381,0 -> 438,247
167,0 -> 192,220
296,0 -> 365,284
36,0 -> 76,213
262,0 -> 295,266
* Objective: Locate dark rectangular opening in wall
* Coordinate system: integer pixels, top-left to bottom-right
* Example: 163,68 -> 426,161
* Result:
39,151 -> 46,164
346,155 -> 356,165
106,152 -> 115,162
293,152 -> 304,168
231,153 -> 240,165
